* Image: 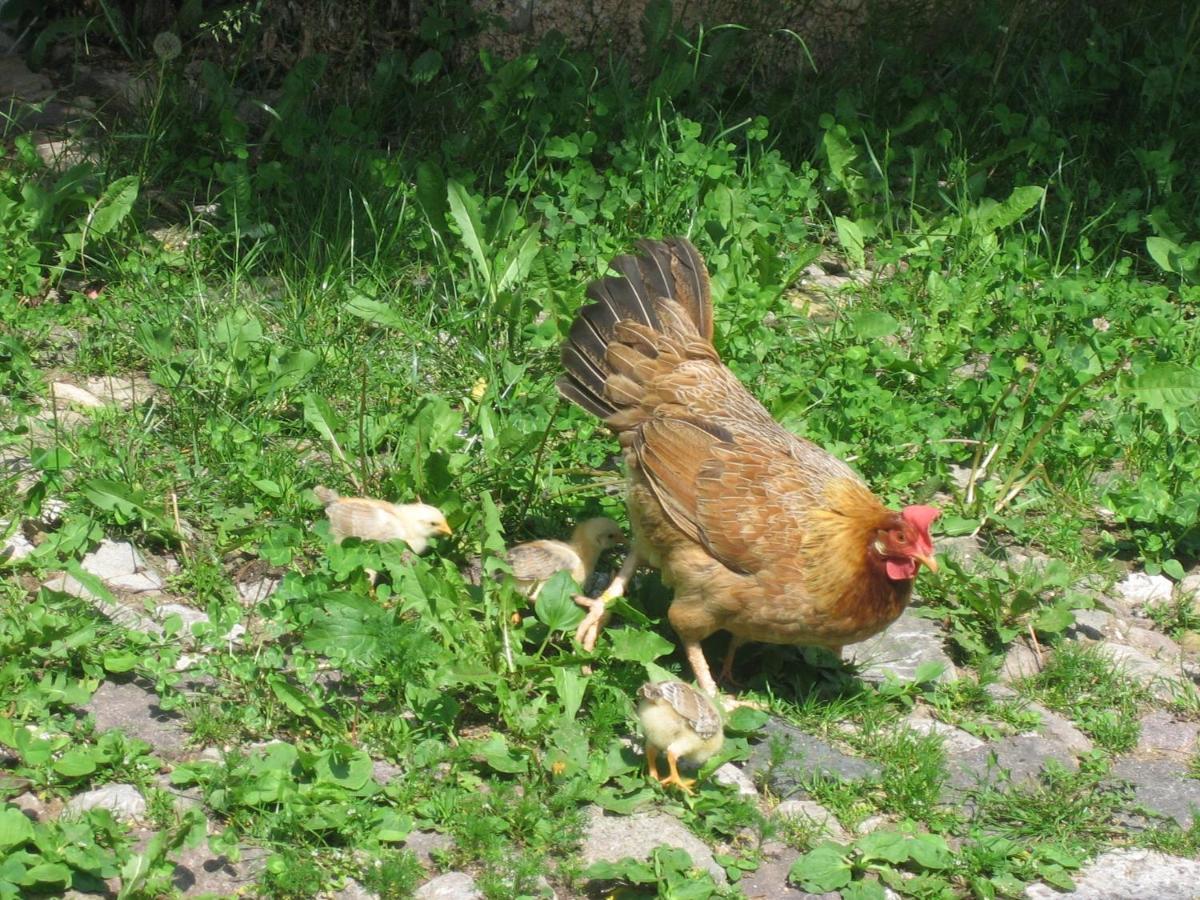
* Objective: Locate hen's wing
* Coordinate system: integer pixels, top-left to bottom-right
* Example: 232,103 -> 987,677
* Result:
506,540 -> 584,584
640,681 -> 721,739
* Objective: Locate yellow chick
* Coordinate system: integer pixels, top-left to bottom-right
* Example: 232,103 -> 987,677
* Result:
504,517 -> 625,599
314,485 -> 451,555
637,680 -> 725,793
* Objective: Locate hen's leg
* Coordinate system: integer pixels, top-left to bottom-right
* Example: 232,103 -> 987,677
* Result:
574,551 -> 639,651
719,635 -> 747,686
684,640 -> 719,696
659,749 -> 696,793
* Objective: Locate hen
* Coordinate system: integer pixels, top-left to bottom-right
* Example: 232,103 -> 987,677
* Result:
558,238 -> 939,694
637,680 -> 724,793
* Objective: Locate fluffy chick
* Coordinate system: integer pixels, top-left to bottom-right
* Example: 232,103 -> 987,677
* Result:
314,485 -> 451,555
637,680 -> 724,793
505,517 -> 625,599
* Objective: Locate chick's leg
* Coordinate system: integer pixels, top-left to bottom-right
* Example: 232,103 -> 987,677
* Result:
574,551 -> 639,651
659,750 -> 696,793
645,743 -> 661,782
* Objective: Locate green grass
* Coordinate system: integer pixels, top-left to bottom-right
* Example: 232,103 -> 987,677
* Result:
3,1 -> 1200,896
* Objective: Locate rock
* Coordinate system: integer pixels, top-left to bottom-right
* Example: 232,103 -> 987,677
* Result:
1110,757 -> 1200,827
87,678 -> 190,758
947,465 -> 974,491
1114,573 -> 1173,609
11,791 -> 48,821
938,534 -> 987,570
1096,642 -> 1185,701
0,55 -> 53,102
43,572 -> 164,636
735,846 -> 814,899
237,576 -> 279,604
1180,570 -> 1200,599
82,539 -> 145,581
414,871 -> 483,899
1125,626 -> 1182,661
580,806 -> 726,884
1024,848 -> 1200,899
1066,609 -> 1124,642
902,714 -> 985,754
2,529 -> 34,563
774,799 -> 851,843
945,734 -> 1077,794
404,830 -> 454,866
1179,631 -> 1200,655
998,639 -> 1046,685
35,138 -> 92,172
845,608 -> 957,684
50,381 -> 105,409
334,878 -> 380,900
855,814 -> 892,835
746,719 -> 880,798
1004,548 -> 1054,574
713,762 -> 758,798
156,603 -> 210,634
65,784 -> 146,821
83,374 -> 158,409
1136,711 -> 1199,759
108,571 -> 166,593
1026,704 -> 1093,755
372,759 -> 404,786
170,841 -> 269,897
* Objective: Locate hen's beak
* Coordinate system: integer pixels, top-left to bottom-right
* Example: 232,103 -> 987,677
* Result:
914,553 -> 938,574
436,522 -> 453,536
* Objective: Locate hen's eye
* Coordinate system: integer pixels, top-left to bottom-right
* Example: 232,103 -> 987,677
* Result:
896,534 -> 907,543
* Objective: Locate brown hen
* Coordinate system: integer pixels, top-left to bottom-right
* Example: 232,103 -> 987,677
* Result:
558,238 -> 939,694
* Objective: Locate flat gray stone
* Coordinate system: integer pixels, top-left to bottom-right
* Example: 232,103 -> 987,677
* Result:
65,783 -> 145,820
82,539 -> 144,580
735,845 -> 816,899
1096,642 -> 1186,700
2,528 -> 34,563
171,842 -> 269,897
1024,848 -> 1200,899
581,806 -> 726,884
902,714 -> 985,754
938,534 -> 986,570
108,571 -> 166,593
87,679 -> 189,757
0,55 -> 53,101
83,374 -> 157,409
334,878 -> 380,900
773,799 -> 851,843
747,719 -> 880,798
236,577 -> 279,604
404,830 -> 454,866
999,639 -> 1046,684
1136,710 -> 1199,758
1111,757 -> 1200,827
1026,704 -> 1093,755
713,762 -> 758,798
945,734 -> 1077,794
414,871 -> 483,899
1125,625 -> 1182,660
845,608 -> 956,683
1114,573 -> 1173,609
44,572 -> 165,636
1066,609 -> 1124,642
156,603 -> 210,633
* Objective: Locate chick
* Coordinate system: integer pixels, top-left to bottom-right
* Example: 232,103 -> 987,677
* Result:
314,485 -> 451,554
637,680 -> 725,793
504,517 -> 625,599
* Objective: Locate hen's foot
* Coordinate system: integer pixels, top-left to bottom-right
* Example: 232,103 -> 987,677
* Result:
573,595 -> 611,651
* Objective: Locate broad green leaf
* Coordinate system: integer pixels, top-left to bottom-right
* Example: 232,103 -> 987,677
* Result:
416,161 -> 448,234
788,844 -> 853,891
373,811 -> 413,842
552,667 -> 586,721
609,628 -> 674,662
912,660 -> 946,683
851,310 -> 898,339
410,48 -> 442,83
971,185 -> 1044,233
53,748 -> 98,777
495,227 -> 541,293
102,650 -> 138,673
0,808 -> 34,851
302,393 -> 344,446
1129,363 -> 1200,410
842,882 -> 887,900
447,180 -> 491,283
907,833 -> 953,869
856,829 -> 911,864
534,570 -> 585,632
344,293 -> 407,329
823,127 -> 857,185
472,732 -> 527,774
724,706 -> 769,733
1032,604 -> 1075,635
21,861 -> 71,887
1146,235 -> 1182,273
835,216 -> 865,268
88,175 -> 139,236
1163,558 -> 1186,580
314,745 -> 373,790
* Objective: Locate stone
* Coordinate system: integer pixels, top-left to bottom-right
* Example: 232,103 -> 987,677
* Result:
774,799 -> 851,843
11,791 -> 48,821
170,842 -> 269,897
82,539 -> 145,581
1026,704 -> 1093,755
403,830 -> 454,866
998,639 -> 1046,685
2,529 -> 34,563
334,878 -> 380,900
734,846 -> 815,899
414,871 -> 483,899
845,608 -> 957,684
1136,711 -> 1199,759
902,714 -> 985,754
580,806 -> 726,884
65,784 -> 146,821
156,603 -> 210,633
43,572 -> 165,636
83,374 -> 158,409
0,55 -> 53,102
107,571 -> 166,593
1066,609 -> 1124,642
1179,631 -> 1200,655
1125,626 -> 1182,661
937,534 -> 987,570
1110,757 -> 1200,827
1024,848 -> 1200,899
746,719 -> 880,798
1114,573 -> 1173,609
945,734 -> 1077,794
50,381 -> 105,409
87,678 -> 190,757
237,576 -> 279,604
1096,642 -> 1185,701
713,762 -> 758,798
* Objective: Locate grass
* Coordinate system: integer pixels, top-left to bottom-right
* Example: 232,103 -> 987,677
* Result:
2,0 -> 1200,896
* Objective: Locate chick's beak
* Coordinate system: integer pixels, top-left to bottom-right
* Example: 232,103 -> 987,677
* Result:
436,521 -> 453,536
914,552 -> 938,574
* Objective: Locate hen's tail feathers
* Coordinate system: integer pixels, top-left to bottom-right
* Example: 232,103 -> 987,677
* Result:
558,237 -> 712,423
